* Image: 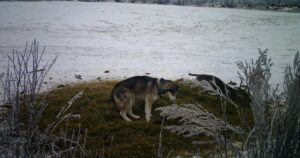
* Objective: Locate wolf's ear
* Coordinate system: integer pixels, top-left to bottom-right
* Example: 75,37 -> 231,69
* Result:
160,78 -> 165,82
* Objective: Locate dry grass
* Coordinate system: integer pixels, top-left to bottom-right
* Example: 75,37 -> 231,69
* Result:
40,80 -> 252,157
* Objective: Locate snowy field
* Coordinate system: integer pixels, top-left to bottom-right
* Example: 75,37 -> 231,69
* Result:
0,1 -> 300,91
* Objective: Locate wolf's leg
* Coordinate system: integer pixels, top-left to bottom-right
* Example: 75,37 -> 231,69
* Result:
127,95 -> 140,119
120,101 -> 132,122
145,95 -> 154,122
114,95 -> 132,121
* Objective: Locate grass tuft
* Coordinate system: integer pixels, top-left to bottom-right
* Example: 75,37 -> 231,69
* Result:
41,80 -> 252,157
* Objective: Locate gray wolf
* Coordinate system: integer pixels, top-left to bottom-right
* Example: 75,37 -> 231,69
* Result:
111,76 -> 179,122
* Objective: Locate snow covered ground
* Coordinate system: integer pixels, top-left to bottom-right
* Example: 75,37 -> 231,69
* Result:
0,1 -> 300,92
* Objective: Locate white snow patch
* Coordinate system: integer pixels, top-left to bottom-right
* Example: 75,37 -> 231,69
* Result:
0,1 -> 299,93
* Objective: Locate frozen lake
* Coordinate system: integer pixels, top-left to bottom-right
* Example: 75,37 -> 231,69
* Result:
0,1 -> 300,90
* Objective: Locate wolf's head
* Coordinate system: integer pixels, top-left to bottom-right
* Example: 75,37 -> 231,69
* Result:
157,78 -> 179,102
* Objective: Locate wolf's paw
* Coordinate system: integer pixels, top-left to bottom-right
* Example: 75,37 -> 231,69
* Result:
146,115 -> 152,122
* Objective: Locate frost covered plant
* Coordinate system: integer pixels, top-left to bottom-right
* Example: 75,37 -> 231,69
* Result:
236,49 -> 281,157
158,49 -> 300,157
158,75 -> 242,157
272,52 -> 300,158
236,49 -> 300,157
0,40 -> 87,157
156,103 -> 241,158
153,117 -> 174,158
157,104 -> 239,139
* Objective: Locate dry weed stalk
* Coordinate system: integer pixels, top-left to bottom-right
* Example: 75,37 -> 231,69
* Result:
0,40 -> 88,157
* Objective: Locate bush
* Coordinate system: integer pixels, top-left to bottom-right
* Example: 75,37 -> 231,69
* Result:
0,40 -> 89,157
157,49 -> 300,157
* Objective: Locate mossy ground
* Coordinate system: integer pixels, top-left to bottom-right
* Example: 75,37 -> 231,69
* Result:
40,80 -> 252,157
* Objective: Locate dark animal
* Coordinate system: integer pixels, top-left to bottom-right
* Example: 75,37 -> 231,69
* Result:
189,73 -> 237,97
189,73 -> 251,106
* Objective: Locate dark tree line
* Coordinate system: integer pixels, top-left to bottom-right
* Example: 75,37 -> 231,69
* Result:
78,0 -> 300,9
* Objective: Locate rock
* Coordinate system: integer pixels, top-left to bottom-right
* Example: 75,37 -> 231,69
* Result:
75,74 -> 82,80
57,84 -> 65,88
104,70 -> 110,73
240,85 -> 248,90
228,81 -> 237,86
